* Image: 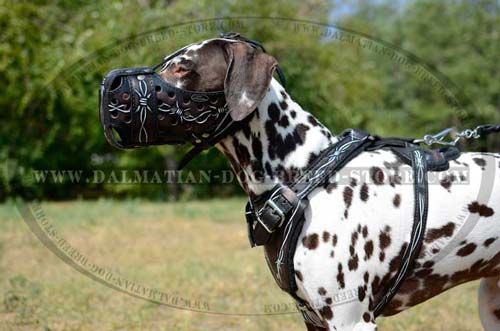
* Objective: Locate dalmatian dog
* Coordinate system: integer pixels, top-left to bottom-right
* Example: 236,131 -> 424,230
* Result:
159,37 -> 500,331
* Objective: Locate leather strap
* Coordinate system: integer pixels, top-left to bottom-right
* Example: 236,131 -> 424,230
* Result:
475,124 -> 500,136
247,130 -> 375,298
373,148 -> 429,316
391,145 -> 460,172
297,302 -> 328,329
246,129 -> 374,246
244,129 -> 453,324
294,129 -> 374,199
178,112 -> 249,169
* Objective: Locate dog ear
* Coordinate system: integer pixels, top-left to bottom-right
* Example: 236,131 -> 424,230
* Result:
224,42 -> 277,121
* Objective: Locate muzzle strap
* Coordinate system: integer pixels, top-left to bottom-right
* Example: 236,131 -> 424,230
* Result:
178,145 -> 205,170
177,110 -> 248,169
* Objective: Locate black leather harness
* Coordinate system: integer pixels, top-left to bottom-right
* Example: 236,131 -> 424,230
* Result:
245,128 -> 465,324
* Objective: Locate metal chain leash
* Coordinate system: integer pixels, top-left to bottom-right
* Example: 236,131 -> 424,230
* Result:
414,124 -> 500,147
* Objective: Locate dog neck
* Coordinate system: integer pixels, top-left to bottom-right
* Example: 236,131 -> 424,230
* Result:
217,78 -> 337,198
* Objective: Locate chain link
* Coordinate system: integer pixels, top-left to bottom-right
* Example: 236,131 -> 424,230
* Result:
457,128 -> 480,139
414,126 -> 482,147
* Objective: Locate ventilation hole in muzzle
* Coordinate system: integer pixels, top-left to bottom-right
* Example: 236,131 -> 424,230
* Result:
111,127 -> 122,142
196,104 -> 204,110
122,92 -> 129,100
210,97 -> 218,104
110,98 -> 118,105
110,76 -> 123,91
155,85 -> 162,92
167,91 -> 175,98
183,97 -> 190,104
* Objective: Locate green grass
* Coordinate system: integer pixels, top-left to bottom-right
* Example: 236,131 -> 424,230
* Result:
0,200 -> 482,331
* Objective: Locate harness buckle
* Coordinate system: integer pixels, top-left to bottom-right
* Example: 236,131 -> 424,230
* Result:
258,199 -> 286,233
249,185 -> 298,242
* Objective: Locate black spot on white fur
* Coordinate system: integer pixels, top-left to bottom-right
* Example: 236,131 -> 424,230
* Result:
265,113 -> 310,160
302,233 -> 319,250
267,103 -> 280,121
425,222 -> 455,243
360,183 -> 369,202
343,186 -> 353,219
337,263 -> 345,288
393,194 -> 401,208
484,237 -> 496,247
468,201 -> 494,217
326,182 -> 338,193
278,114 -> 289,128
379,226 -> 391,251
473,157 -> 487,170
308,115 -> 319,127
348,254 -> 359,271
319,305 -> 333,320
370,167 -> 385,185
364,240 -> 374,260
456,242 -> 477,256
279,99 -> 288,110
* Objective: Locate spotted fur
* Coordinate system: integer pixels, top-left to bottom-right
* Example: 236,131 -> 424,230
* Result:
162,39 -> 500,331
220,80 -> 500,331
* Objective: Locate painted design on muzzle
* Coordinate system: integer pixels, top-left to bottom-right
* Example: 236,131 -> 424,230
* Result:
134,77 -> 152,143
99,64 -> 228,149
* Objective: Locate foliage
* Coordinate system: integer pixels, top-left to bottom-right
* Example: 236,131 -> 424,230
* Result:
1,0 -> 499,201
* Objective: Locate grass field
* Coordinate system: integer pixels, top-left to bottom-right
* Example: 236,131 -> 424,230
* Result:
0,199 -> 482,331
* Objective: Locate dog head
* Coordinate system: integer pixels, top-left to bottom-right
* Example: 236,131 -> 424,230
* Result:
159,38 -> 278,121
100,37 -> 278,149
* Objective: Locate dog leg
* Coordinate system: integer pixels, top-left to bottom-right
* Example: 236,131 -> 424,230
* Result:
478,276 -> 500,331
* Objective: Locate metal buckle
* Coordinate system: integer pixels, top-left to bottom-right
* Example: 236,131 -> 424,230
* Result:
257,199 -> 286,233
